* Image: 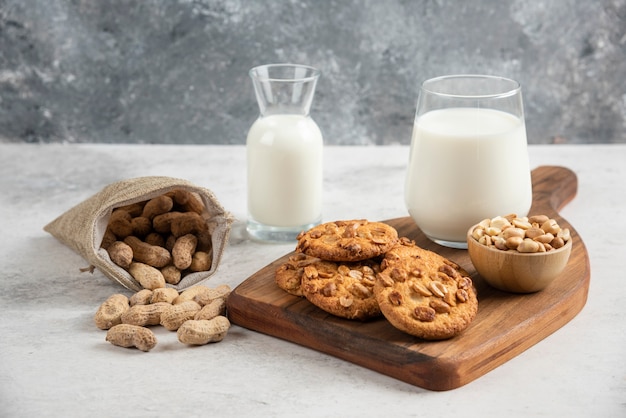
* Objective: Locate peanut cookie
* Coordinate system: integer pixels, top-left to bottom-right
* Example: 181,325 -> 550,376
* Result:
295,220 -> 399,262
300,258 -> 382,321
374,241 -> 478,340
274,253 -> 321,297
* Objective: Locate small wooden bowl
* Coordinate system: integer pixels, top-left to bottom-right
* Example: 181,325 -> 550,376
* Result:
466,225 -> 572,293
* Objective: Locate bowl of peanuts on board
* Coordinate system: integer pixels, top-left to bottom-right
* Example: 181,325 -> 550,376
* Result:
466,214 -> 572,293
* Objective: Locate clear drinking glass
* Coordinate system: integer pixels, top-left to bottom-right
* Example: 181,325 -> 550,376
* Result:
246,64 -> 323,242
405,75 -> 532,249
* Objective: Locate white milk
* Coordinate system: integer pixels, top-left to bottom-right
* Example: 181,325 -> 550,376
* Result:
247,114 -> 323,227
405,107 -> 532,243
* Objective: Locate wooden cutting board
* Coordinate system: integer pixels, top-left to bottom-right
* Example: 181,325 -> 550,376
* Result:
226,166 -> 590,391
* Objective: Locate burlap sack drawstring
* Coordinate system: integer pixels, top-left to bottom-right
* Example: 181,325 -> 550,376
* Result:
44,176 -> 234,291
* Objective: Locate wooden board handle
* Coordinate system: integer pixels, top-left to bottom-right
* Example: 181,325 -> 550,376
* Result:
530,166 -> 578,215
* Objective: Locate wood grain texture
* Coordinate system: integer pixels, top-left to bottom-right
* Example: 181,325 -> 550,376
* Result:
226,166 -> 590,391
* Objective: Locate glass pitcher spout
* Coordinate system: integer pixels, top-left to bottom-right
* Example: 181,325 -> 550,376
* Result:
249,64 -> 321,116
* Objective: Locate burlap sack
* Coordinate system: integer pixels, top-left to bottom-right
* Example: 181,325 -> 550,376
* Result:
44,176 -> 234,291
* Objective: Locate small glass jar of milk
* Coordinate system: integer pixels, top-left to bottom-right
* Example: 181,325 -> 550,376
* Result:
405,75 -> 533,249
246,64 -> 323,242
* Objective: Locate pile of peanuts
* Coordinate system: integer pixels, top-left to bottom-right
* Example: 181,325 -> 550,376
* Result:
470,214 -> 571,253
95,284 -> 231,352
101,189 -> 213,289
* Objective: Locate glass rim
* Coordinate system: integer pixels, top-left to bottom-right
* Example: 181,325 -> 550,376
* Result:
249,63 -> 321,82
421,74 -> 521,99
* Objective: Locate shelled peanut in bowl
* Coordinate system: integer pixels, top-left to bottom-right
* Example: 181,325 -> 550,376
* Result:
467,214 -> 572,293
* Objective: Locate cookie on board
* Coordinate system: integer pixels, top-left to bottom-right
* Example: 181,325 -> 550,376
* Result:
300,258 -> 382,321
295,219 -> 399,262
374,241 -> 478,340
275,253 -> 321,297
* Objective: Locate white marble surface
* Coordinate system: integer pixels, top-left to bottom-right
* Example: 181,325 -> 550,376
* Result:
0,144 -> 624,417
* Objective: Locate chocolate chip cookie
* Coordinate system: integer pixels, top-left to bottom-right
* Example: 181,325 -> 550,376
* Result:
374,241 -> 478,340
300,258 -> 382,321
295,220 -> 399,262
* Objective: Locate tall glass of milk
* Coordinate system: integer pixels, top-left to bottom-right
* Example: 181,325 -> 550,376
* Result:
246,64 -> 323,242
405,75 -> 532,249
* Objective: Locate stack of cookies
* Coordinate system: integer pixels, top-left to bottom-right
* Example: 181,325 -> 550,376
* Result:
274,219 -> 478,340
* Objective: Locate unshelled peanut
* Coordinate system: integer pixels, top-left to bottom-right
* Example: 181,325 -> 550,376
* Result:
141,195 -> 174,220
172,234 -> 197,270
169,189 -> 205,214
121,302 -> 171,326
192,284 -> 231,307
161,265 -> 182,285
170,212 -> 207,237
94,294 -> 130,330
189,251 -> 212,272
160,301 -> 202,331
129,262 -> 166,290
116,201 -> 145,217
150,287 -> 179,304
106,324 -> 157,352
129,289 -> 153,306
194,297 -> 226,321
144,232 -> 166,247
153,211 -> 182,234
177,316 -> 231,345
195,230 -> 213,252
124,236 -> 171,268
107,241 -> 133,269
130,216 -> 152,237
108,209 -> 133,238
173,285 -> 211,305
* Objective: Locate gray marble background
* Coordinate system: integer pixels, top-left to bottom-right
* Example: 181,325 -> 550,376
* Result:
1,0 -> 625,145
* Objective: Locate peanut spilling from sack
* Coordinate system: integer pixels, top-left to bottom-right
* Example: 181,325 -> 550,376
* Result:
96,284 -> 231,351
100,190 -> 213,289
470,214 -> 571,253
